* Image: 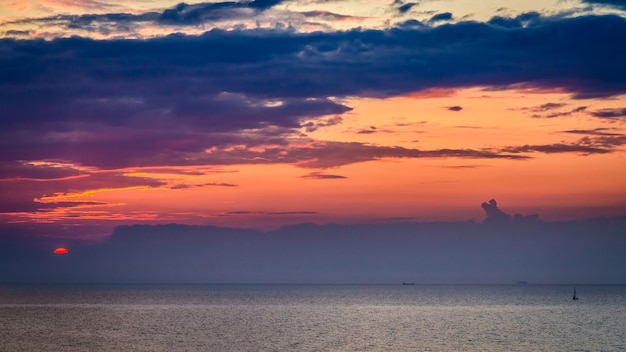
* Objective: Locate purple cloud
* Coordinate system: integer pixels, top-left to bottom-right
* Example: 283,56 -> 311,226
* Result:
200,182 -> 238,187
481,199 -> 511,223
590,108 -> 626,119
500,134 -> 626,155
531,103 -> 566,112
533,106 -> 587,118
0,161 -> 83,180
0,170 -> 166,213
301,115 -> 343,133
562,128 -> 623,136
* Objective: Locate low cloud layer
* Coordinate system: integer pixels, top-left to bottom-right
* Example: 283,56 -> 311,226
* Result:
1,204 -> 624,284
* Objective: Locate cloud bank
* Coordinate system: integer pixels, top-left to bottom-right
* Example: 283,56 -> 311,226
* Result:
1,207 -> 624,284
2,14 -> 626,170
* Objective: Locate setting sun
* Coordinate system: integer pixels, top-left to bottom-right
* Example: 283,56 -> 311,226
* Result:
53,247 -> 69,255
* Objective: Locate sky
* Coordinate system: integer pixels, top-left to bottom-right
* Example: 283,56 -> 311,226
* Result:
1,0 -> 626,283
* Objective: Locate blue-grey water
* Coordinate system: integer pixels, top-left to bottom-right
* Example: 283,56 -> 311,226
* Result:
1,284 -> 624,351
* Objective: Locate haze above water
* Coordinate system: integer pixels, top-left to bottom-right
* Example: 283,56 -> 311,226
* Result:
2,205 -> 625,284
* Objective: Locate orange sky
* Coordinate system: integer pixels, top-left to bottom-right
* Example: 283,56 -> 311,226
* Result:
6,88 -> 621,232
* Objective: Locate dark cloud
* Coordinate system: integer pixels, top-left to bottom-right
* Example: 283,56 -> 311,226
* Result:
487,16 -> 522,28
581,0 -> 626,10
396,19 -> 424,28
301,172 -> 347,179
3,11 -> 159,35
532,102 -> 566,112
3,30 -> 32,37
159,3 -> 223,25
583,134 -> 626,148
356,129 -> 377,134
248,0 -> 285,10
503,143 -> 608,155
447,106 -> 463,111
132,167 -> 215,176
141,140 -> 528,169
0,171 -> 166,213
301,115 -> 343,133
487,12 -> 541,28
2,0 -> 286,35
201,182 -> 238,187
481,199 -> 511,223
285,141 -> 528,168
0,197 -> 106,213
1,14 -> 626,173
500,134 -> 626,155
355,126 -> 388,134
562,128 -> 624,136
532,106 -> 587,118
172,139 -> 529,169
589,107 -> 626,119
0,161 -> 83,180
3,14 -> 624,108
157,0 -> 282,25
428,12 -> 453,23
396,3 -> 417,15
171,181 -> 236,189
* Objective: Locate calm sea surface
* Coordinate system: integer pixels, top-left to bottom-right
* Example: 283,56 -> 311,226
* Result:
1,284 -> 624,352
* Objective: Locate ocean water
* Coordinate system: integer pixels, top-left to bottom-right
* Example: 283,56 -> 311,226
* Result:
0,284 -> 624,352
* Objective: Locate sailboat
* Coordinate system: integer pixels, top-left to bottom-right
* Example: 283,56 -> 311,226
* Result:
573,288 -> 579,300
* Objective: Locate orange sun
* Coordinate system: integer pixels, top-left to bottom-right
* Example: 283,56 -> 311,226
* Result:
53,247 -> 69,255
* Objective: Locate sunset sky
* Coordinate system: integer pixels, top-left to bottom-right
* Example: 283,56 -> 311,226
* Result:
1,0 -> 626,243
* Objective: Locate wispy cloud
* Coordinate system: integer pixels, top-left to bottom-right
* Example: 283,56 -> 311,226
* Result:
301,171 -> 347,179
562,127 -> 624,136
170,182 -> 237,189
531,102 -> 566,112
533,106 -> 587,118
589,107 -> 626,119
501,134 -> 626,155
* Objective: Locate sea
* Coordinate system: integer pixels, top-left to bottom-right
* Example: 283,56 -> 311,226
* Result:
1,284 -> 624,352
